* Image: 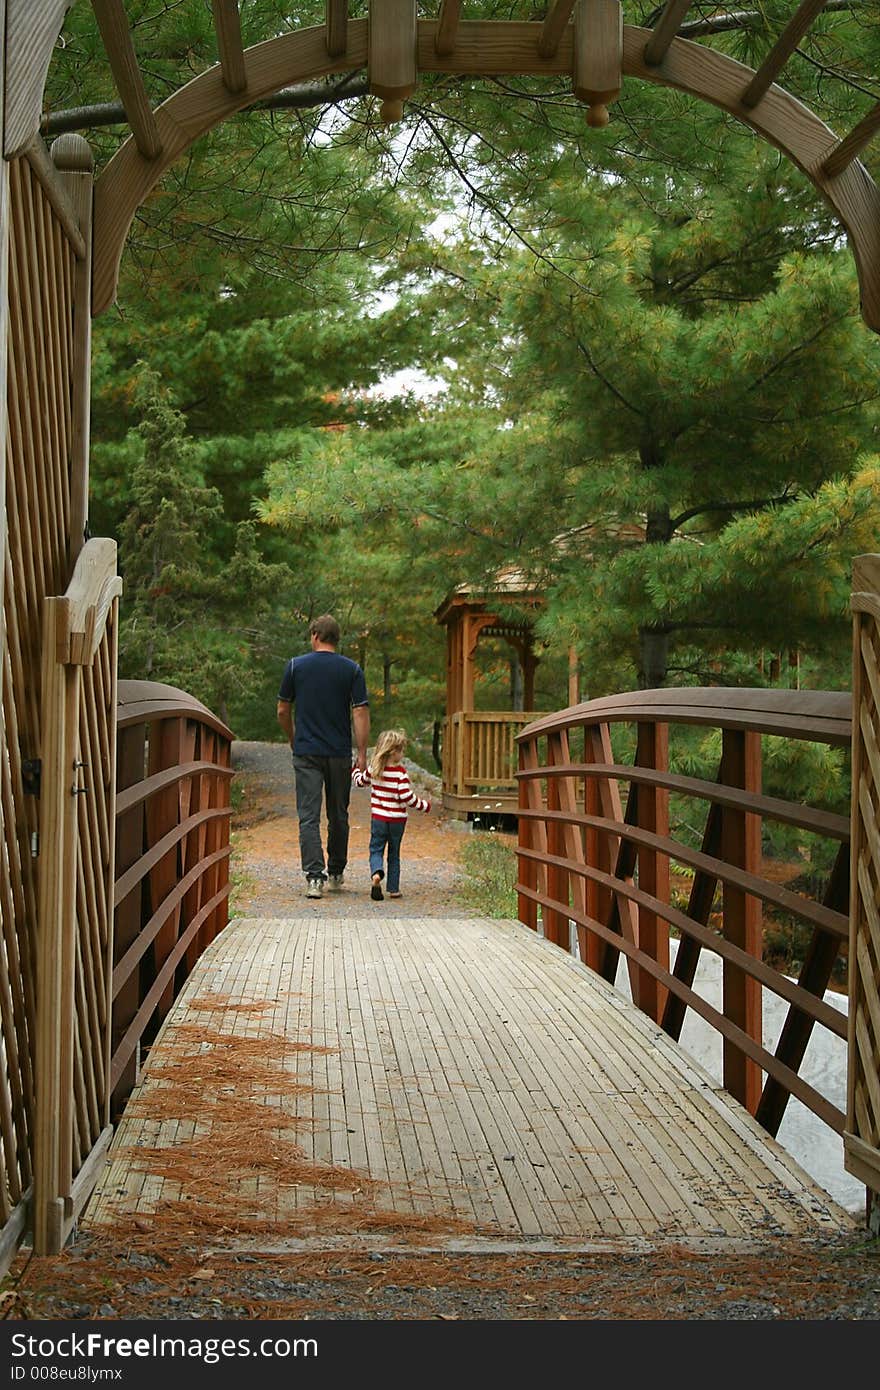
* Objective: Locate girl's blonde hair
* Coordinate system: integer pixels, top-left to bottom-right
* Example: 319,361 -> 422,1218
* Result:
370,728 -> 407,779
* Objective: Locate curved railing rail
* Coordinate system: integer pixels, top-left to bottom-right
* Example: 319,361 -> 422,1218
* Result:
516,688 -> 852,1145
111,680 -> 233,1111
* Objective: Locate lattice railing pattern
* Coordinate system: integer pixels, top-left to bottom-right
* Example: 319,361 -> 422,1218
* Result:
846,555 -> 880,1212
0,147 -> 78,1267
71,614 -> 118,1181
33,538 -> 121,1254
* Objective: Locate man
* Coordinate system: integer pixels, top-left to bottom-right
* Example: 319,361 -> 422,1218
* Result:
277,614 -> 370,899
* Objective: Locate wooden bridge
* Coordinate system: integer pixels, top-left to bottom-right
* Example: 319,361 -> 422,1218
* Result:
82,911 -> 851,1250
1,1 -> 880,1274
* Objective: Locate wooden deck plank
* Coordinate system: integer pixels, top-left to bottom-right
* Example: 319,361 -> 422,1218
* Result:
466,923 -> 700,1233
425,923 -> 638,1233
472,934 -> 700,1239
394,925 -> 561,1236
370,920 -> 484,1224
84,916 -> 855,1248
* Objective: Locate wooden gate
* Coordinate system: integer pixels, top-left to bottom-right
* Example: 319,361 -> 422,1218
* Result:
0,132 -> 105,1259
35,540 -> 121,1253
847,555 -> 880,1230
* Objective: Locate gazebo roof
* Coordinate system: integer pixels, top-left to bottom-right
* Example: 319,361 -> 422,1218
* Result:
434,521 -> 647,624
433,565 -> 542,625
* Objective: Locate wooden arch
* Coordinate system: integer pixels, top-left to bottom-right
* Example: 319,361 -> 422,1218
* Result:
72,9 -> 880,329
6,5 -> 880,324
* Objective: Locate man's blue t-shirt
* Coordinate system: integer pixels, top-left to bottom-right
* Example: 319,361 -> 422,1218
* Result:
278,651 -> 368,758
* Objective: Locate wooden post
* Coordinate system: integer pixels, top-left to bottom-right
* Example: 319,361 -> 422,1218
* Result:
35,596 -> 81,1253
720,728 -> 763,1115
634,721 -> 669,1022
585,722 -> 639,993
112,722 -> 147,1113
461,612 -> 474,713
544,732 -> 569,947
368,0 -> 417,122
517,739 -> 538,931
554,728 -> 587,958
573,0 -> 622,127
51,135 -> 93,572
147,718 -> 184,1019
583,747 -> 605,971
846,554 -> 880,1225
519,737 -> 548,930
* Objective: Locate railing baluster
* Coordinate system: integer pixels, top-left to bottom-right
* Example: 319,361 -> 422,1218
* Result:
111,722 -> 145,1112
661,794 -> 722,1041
586,722 -> 639,992
720,728 -> 763,1115
518,737 -> 547,929
757,841 -> 849,1136
514,685 -> 852,1154
544,732 -> 570,947
635,721 -> 669,1022
146,717 -> 185,1020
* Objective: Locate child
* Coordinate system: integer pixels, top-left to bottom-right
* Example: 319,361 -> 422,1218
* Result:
352,729 -> 430,900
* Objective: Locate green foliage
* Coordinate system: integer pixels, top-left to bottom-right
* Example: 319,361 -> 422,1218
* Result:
457,832 -> 519,919
41,2 -> 880,744
115,367 -> 293,730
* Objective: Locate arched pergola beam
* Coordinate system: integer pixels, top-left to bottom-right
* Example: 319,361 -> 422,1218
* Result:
212,0 -> 248,95
326,0 -> 350,60
3,0 -> 75,158
91,0 -> 163,160
93,23 -> 369,314
92,20 -> 880,332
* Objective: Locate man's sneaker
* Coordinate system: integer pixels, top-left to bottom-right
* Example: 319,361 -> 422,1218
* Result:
326,874 -> 344,892
306,876 -> 324,899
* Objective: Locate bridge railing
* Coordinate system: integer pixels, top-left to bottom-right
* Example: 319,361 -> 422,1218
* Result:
515,689 -> 851,1142
111,680 -> 233,1112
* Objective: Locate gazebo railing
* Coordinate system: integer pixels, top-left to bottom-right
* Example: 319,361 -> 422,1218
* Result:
515,689 -> 852,1148
111,680 -> 233,1111
443,710 -> 543,799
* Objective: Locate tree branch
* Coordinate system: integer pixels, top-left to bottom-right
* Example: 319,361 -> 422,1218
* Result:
677,2 -> 860,38
670,494 -> 793,529
41,72 -> 370,137
575,338 -> 643,418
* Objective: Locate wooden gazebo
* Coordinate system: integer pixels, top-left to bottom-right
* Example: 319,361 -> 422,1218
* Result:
435,572 -> 547,817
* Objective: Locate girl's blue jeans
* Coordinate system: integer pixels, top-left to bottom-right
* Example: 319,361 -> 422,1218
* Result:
369,818 -> 406,893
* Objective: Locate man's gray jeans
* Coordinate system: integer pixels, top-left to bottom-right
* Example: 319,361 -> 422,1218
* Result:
292,755 -> 352,879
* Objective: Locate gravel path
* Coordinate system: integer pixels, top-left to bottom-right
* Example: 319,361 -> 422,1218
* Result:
230,740 -> 475,917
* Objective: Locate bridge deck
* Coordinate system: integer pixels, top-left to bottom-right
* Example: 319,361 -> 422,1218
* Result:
84,916 -> 854,1251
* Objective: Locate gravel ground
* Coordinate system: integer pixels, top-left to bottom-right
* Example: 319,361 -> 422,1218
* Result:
4,742 -> 879,1323
229,740 -> 474,918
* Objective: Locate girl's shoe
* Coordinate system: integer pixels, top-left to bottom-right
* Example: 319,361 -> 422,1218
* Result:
371,873 -> 384,901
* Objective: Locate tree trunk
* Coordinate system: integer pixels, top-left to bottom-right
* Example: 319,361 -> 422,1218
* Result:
383,653 -> 393,706
638,625 -> 669,689
638,495 -> 674,688
509,651 -> 524,711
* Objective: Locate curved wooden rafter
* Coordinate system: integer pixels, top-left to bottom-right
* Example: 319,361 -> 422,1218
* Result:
91,19 -> 880,329
3,0 -> 75,158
